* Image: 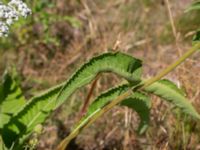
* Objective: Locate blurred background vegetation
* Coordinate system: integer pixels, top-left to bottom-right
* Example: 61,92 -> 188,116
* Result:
1,0 -> 200,149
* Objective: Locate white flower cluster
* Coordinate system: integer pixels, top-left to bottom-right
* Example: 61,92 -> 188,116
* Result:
0,0 -> 31,37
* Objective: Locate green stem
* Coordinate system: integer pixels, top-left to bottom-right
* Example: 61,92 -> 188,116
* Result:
56,43 -> 200,150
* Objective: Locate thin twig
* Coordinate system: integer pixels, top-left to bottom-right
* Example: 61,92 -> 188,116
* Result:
79,74 -> 100,117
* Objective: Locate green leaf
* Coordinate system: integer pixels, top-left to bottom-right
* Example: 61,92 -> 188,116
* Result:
185,1 -> 200,12
193,30 -> 200,43
56,52 -> 142,108
74,85 -> 130,133
0,72 -> 26,129
2,52 -> 142,148
59,85 -> 150,148
121,92 -> 151,134
144,79 -> 200,119
2,84 -> 63,149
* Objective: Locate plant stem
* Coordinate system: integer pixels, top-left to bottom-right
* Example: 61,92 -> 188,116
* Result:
56,43 -> 200,150
79,74 -> 100,117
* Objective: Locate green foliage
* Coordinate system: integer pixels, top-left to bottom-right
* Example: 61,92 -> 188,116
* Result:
185,0 -> 200,12
63,79 -> 199,149
70,85 -> 131,141
121,91 -> 151,134
1,84 -> 62,149
0,50 -> 200,149
1,1 -> 200,149
57,85 -> 150,149
176,1 -> 200,40
63,16 -> 82,28
1,52 -> 142,148
56,52 -> 142,108
0,71 -> 26,129
183,1 -> 200,43
144,79 -> 200,119
32,0 -> 55,12
193,30 -> 200,43
74,85 -> 150,136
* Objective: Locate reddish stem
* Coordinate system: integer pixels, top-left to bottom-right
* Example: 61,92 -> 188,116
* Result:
79,74 -> 100,117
